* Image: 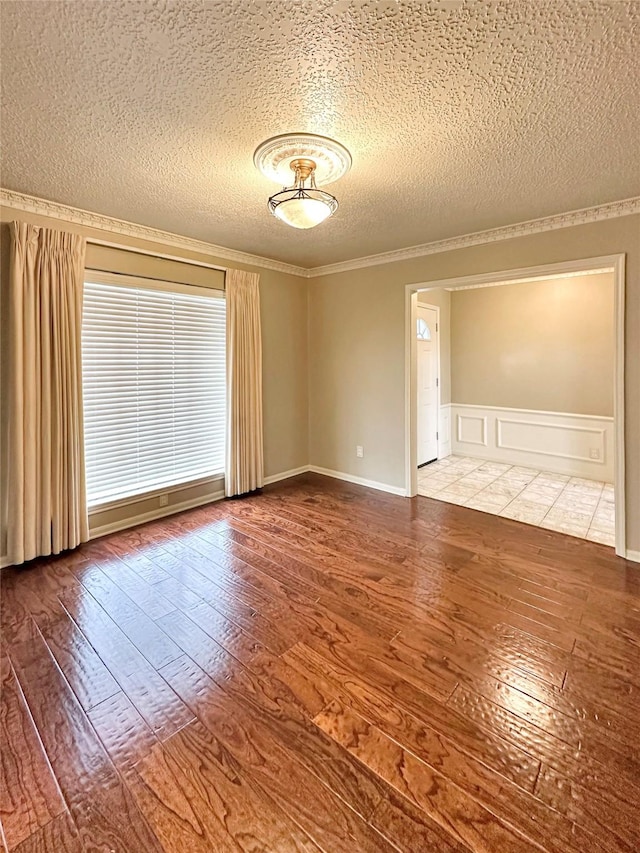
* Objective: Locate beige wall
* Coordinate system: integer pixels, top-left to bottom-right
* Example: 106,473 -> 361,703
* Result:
449,273 -> 614,416
0,207 -> 308,550
308,214 -> 640,553
2,204 -> 638,555
418,288 -> 451,406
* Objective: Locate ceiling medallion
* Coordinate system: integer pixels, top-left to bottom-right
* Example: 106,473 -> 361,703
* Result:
254,133 -> 352,230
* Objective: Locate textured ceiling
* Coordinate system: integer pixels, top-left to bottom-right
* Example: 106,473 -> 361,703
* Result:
1,0 -> 639,268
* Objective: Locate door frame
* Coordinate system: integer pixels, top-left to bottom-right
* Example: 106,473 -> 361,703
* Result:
404,254 -> 627,558
416,301 -> 441,464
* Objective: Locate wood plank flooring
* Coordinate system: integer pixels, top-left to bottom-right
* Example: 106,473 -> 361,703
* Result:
1,473 -> 638,852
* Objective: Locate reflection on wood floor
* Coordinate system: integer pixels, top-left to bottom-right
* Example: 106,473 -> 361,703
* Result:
1,472 -> 638,852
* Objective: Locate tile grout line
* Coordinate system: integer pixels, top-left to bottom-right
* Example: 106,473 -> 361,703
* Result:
418,456 -> 614,544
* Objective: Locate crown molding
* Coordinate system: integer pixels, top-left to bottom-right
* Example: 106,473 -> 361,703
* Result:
2,188 -> 639,280
0,188 -> 308,278
306,196 -> 640,278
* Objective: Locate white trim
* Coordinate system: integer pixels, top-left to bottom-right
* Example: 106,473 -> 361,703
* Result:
91,465 -> 307,517
442,267 -> 613,291
0,188 -> 308,278
3,465 -> 634,567
89,489 -> 225,540
308,199 -> 640,277
613,255 -> 626,558
308,465 -> 406,497
448,402 -> 614,422
408,256 -> 622,293
2,188 -> 638,279
263,466 -> 310,485
438,403 -> 452,460
4,492 -> 634,570
0,487 -> 226,567
405,254 -> 626,558
405,290 -> 418,496
2,467 -> 306,567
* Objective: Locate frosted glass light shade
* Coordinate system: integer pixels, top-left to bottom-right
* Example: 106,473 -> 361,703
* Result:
268,182 -> 338,229
273,197 -> 334,229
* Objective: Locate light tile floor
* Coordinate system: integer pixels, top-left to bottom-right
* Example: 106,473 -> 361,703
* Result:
418,455 -> 615,546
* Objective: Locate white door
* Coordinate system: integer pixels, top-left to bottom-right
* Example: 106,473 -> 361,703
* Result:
417,304 -> 439,466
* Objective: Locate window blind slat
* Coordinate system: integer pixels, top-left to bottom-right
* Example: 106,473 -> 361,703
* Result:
82,280 -> 226,508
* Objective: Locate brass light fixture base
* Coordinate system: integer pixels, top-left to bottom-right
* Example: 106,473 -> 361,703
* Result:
290,158 -> 317,183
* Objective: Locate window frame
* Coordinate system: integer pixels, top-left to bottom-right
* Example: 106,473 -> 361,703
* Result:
416,316 -> 431,340
82,269 -> 226,514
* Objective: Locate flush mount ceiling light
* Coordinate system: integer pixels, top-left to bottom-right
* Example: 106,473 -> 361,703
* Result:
253,133 -> 352,229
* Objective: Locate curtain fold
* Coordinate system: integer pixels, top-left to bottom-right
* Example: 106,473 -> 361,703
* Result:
7,221 -> 88,564
225,269 -> 264,496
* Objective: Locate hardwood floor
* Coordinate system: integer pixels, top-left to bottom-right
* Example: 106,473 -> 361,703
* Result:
1,473 -> 638,852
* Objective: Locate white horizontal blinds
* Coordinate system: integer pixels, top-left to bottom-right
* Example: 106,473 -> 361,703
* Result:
82,275 -> 226,507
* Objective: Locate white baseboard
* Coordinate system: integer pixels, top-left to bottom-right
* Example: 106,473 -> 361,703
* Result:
91,464 -> 311,540
263,466 -> 309,485
450,404 -> 614,481
5,462 -> 633,562
88,489 -> 225,540
0,468 -> 305,566
1,465 -> 401,567
308,465 -> 406,497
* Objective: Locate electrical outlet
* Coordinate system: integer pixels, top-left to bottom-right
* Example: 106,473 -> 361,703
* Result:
589,448 -> 601,460
159,493 -> 169,507
356,445 -> 364,458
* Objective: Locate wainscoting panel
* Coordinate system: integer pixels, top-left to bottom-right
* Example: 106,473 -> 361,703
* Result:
456,413 -> 487,447
450,404 -> 614,481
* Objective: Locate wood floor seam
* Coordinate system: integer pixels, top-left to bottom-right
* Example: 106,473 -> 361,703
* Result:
2,473 -> 637,853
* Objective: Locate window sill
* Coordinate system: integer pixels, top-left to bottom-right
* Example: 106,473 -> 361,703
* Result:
87,473 -> 225,515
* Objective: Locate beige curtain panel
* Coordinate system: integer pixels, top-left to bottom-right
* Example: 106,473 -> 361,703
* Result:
7,221 -> 89,564
225,268 -> 264,497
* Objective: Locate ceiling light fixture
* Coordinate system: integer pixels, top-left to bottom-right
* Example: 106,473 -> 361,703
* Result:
254,133 -> 351,230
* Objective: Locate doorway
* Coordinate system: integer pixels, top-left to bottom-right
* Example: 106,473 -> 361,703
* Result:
404,255 -> 626,557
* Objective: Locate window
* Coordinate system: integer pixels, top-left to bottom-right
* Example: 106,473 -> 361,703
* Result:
417,317 -> 431,340
82,272 -> 226,507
